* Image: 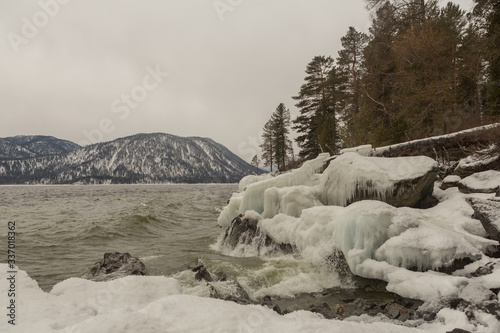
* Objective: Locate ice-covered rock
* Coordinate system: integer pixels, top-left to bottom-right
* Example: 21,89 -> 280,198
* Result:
340,144 -> 373,156
82,252 -> 146,281
263,186 -> 323,218
466,197 -> 500,242
319,153 -> 438,208
454,145 -> 500,178
440,175 -> 461,190
260,201 -> 482,275
459,170 -> 500,194
217,154 -> 329,227
220,214 -> 294,256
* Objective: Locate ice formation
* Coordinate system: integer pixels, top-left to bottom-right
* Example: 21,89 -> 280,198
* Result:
319,153 -> 437,206
217,153 -> 329,227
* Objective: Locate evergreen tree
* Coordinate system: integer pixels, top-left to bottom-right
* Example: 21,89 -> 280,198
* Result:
251,154 -> 260,172
292,56 -> 338,158
337,27 -> 369,119
259,120 -> 274,171
270,103 -> 293,171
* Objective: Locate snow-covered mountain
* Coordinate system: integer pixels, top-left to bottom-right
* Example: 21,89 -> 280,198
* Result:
0,133 -> 263,184
0,135 -> 81,160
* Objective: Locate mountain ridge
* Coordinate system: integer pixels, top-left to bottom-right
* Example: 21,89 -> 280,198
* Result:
0,135 -> 81,160
0,133 -> 262,184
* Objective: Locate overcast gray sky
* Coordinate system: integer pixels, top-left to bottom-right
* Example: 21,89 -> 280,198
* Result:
1,0 -> 474,161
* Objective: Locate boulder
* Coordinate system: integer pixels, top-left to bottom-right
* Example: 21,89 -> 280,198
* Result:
440,175 -> 461,190
82,252 -> 146,281
459,170 -> 500,194
319,153 -> 438,208
454,147 -> 500,178
221,215 -> 294,254
466,197 -> 500,242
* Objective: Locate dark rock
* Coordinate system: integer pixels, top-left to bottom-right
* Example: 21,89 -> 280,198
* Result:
82,252 -> 146,280
194,266 -> 213,282
309,302 -> 334,319
386,304 -> 401,319
471,262 -> 497,277
446,329 -> 472,333
418,195 -> 440,209
260,296 -> 283,315
466,197 -> 500,242
497,187 -> 500,197
222,215 -> 295,255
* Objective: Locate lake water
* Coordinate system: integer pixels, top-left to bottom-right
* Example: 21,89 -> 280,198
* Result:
0,185 -> 240,291
0,185 -> 346,300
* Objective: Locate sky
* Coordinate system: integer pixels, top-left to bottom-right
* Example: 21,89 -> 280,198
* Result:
1,0 -> 475,162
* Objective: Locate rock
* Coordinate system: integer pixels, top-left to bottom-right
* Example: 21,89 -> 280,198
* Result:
446,329 -> 472,333
319,153 -> 438,208
440,175 -> 461,190
454,148 -> 500,178
418,195 -> 440,209
193,265 -> 213,282
308,302 -> 334,319
466,197 -> 500,242
221,215 -> 294,254
459,170 -> 500,194
471,262 -> 497,277
260,296 -> 283,315
497,187 -> 500,197
82,252 -> 146,280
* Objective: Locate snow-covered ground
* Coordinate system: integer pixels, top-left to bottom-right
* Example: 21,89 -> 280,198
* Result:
2,262 -> 498,333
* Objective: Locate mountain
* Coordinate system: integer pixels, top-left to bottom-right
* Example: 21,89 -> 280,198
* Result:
0,135 -> 81,160
0,133 -> 263,184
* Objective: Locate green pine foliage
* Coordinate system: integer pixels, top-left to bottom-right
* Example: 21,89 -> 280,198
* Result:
267,0 -> 499,160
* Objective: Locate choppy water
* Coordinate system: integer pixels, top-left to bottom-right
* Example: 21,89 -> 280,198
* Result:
0,184 -> 348,301
0,185 -> 240,291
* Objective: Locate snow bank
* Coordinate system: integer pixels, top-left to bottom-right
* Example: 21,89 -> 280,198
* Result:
218,154 -> 329,227
459,170 -> 500,193
1,264 -> 428,333
319,153 -> 437,206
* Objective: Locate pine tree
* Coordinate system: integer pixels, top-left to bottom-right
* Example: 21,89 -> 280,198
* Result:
251,154 -> 260,172
337,27 -> 369,119
292,56 -> 337,159
270,103 -> 292,171
259,120 -> 274,171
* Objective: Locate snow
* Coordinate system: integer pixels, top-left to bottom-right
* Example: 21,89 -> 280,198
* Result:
460,170 -> 500,192
319,153 -> 437,206
442,175 -> 461,183
2,264 -> 430,333
373,123 -> 500,155
340,144 -> 373,156
217,153 -> 329,227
